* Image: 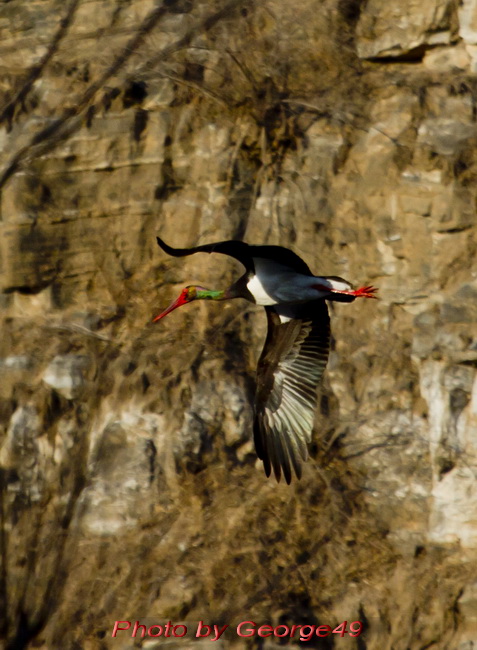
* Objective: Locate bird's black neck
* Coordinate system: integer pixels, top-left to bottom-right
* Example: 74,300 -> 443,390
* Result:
227,273 -> 257,303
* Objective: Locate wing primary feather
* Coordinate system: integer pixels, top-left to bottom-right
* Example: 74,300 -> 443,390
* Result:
254,300 -> 330,483
156,237 -> 314,274
273,428 -> 292,484
157,237 -> 253,270
283,432 -> 303,481
268,424 -> 282,483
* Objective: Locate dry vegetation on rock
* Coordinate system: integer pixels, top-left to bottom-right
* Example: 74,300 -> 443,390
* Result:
1,0 -> 477,648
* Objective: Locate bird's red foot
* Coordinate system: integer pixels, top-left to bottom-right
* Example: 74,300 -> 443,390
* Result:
352,285 -> 378,298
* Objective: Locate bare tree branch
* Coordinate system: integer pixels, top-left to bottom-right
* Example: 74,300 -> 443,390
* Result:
0,0 -> 250,191
134,0 -> 249,78
0,0 -> 81,127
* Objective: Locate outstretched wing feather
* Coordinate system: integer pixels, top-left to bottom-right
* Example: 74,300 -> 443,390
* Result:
254,300 -> 330,483
156,237 -> 313,275
157,237 -> 253,270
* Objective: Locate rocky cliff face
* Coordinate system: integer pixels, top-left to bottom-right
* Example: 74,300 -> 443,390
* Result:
1,0 -> 477,648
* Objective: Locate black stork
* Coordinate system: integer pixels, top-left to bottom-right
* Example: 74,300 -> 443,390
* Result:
154,237 -> 377,484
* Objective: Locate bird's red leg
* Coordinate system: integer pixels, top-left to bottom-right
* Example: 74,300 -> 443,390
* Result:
348,285 -> 379,299
314,283 -> 379,299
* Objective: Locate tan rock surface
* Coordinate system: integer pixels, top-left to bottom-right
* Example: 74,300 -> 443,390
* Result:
0,1 -> 477,648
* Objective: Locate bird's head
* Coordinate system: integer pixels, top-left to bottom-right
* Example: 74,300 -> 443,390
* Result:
153,285 -> 226,322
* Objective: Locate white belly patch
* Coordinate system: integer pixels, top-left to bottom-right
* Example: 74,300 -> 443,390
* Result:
247,274 -> 275,305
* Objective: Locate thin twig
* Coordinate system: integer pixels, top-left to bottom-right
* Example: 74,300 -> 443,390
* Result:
151,70 -> 229,108
0,0 -> 81,126
0,0 -> 250,189
0,1 -> 169,189
0,0 -> 249,190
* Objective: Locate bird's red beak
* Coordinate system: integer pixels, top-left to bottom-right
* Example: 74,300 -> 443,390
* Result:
152,290 -> 188,322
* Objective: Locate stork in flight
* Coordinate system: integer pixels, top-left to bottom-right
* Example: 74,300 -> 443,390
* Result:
154,237 -> 377,484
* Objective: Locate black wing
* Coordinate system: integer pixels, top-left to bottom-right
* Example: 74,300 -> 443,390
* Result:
156,237 -> 312,275
254,300 -> 330,484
